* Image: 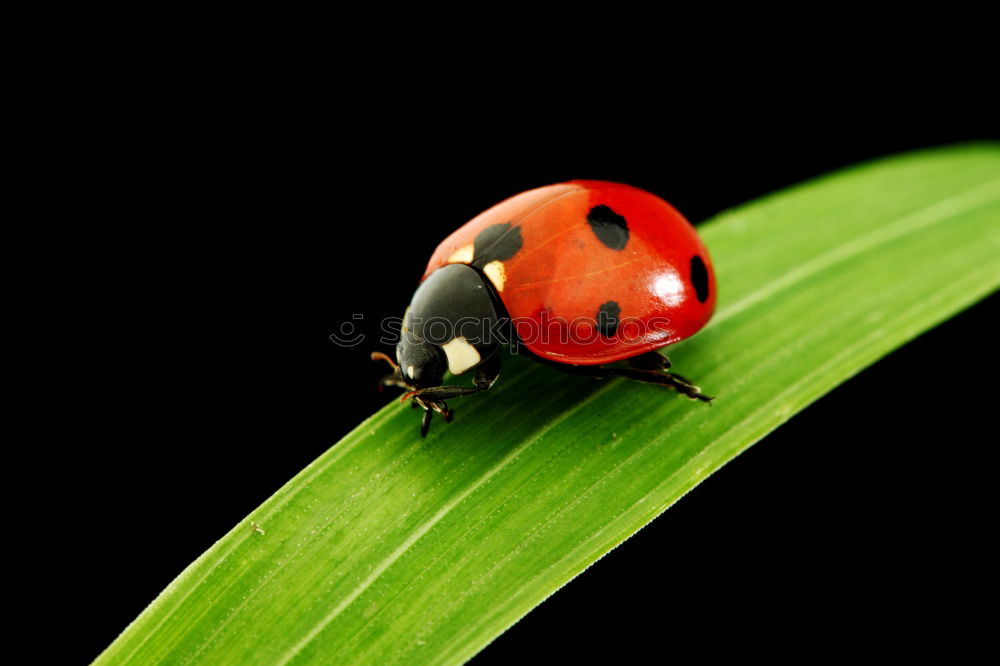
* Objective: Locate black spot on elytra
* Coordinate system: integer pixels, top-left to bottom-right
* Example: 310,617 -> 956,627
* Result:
690,255 -> 709,303
472,222 -> 523,266
587,205 -> 629,250
596,300 -> 621,337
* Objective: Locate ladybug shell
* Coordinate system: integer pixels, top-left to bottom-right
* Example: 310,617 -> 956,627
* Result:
423,180 -> 716,365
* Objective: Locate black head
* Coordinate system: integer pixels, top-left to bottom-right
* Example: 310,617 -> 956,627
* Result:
395,332 -> 447,389
391,263 -> 501,390
373,263 -> 505,437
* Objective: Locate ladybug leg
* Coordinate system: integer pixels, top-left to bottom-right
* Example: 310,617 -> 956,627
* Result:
413,397 -> 453,437
614,368 -> 713,402
405,353 -> 501,402
403,356 -> 500,437
420,405 -> 433,437
626,350 -> 671,371
380,373 -> 409,391
535,351 -> 712,402
617,353 -> 713,402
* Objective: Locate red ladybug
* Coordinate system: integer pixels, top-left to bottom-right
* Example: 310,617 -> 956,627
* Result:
373,180 -> 717,436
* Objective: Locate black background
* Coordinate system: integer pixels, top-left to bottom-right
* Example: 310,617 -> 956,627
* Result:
65,86 -> 997,663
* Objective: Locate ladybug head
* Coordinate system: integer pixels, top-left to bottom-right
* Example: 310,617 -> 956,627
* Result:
395,332 -> 447,390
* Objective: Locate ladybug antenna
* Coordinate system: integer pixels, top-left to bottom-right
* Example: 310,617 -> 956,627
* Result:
372,350 -> 409,393
371,350 -> 400,371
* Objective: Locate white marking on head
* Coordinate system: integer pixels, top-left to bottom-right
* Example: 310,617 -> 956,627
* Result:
440,336 -> 481,375
407,365 -> 416,379
483,260 -> 506,292
448,244 -> 474,264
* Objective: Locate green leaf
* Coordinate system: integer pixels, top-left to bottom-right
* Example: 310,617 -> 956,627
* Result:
96,143 -> 1000,665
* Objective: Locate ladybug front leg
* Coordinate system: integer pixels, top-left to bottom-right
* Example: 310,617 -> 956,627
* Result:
413,398 -> 453,437
405,355 -> 500,437
405,353 -> 501,402
409,397 -> 454,437
380,373 -> 409,391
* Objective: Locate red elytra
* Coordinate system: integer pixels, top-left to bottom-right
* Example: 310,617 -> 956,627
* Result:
423,180 -> 717,364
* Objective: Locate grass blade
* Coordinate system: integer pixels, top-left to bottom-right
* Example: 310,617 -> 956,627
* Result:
96,143 -> 1000,665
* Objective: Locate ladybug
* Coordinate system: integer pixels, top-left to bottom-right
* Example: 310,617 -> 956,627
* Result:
373,180 -> 717,436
